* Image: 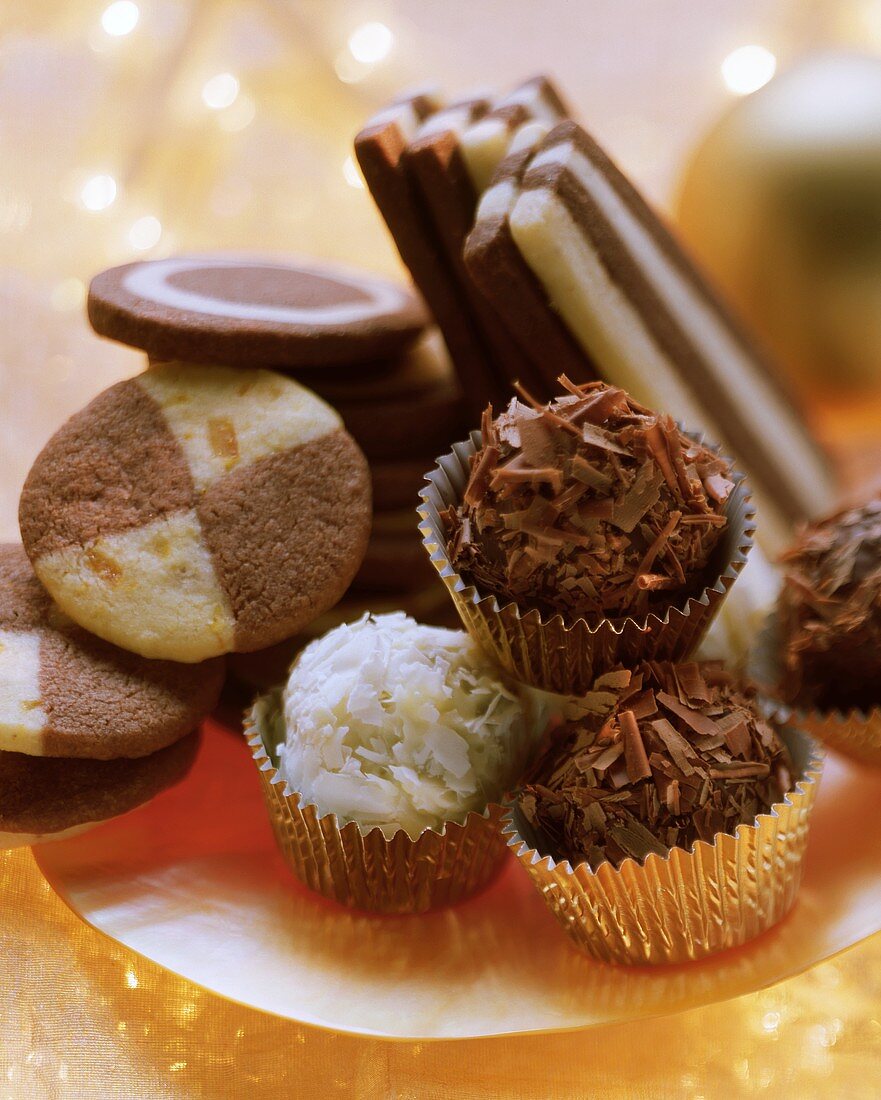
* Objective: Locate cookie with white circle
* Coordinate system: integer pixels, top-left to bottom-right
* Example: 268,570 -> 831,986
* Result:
0,544 -> 224,759
87,254 -> 428,367
0,730 -> 199,848
19,362 -> 372,662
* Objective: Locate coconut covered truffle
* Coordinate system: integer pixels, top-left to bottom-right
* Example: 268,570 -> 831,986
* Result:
517,661 -> 792,870
443,379 -> 735,619
777,499 -> 881,710
278,612 -> 530,838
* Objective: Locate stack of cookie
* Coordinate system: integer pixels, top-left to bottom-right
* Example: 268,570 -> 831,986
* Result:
85,253 -> 468,688
4,270 -> 380,844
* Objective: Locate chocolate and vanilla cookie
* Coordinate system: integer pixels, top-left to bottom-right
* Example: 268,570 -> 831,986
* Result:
0,544 -> 223,759
0,730 -> 199,848
19,363 -> 371,662
466,119 -> 835,544
88,254 -> 428,367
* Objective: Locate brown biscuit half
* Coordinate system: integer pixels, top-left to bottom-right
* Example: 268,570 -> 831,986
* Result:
464,143 -> 597,396
0,730 -> 199,840
355,93 -> 503,418
19,363 -> 372,662
0,544 -> 224,759
88,254 -> 428,367
405,77 -> 570,403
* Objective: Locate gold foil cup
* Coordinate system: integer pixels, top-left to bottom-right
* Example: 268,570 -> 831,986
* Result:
244,696 -> 508,914
418,431 -> 755,696
501,721 -> 823,966
751,615 -> 881,768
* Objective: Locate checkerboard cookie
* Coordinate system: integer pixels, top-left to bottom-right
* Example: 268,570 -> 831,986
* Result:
19,362 -> 371,662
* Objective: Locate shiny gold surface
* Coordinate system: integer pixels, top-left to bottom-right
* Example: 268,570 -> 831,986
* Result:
32,716 -> 881,1041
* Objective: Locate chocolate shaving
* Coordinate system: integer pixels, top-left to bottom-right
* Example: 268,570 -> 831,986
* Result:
518,661 -> 792,871
444,381 -> 732,621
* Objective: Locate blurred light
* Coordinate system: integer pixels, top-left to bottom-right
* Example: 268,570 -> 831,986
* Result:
722,45 -> 777,95
202,73 -> 239,110
101,0 -> 140,36
128,215 -> 162,250
51,278 -> 85,312
80,174 -> 118,211
343,155 -> 365,189
334,50 -> 372,84
348,22 -> 393,64
217,94 -> 256,132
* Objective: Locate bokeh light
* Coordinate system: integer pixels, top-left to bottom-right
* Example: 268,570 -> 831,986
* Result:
201,73 -> 240,110
79,174 -> 118,211
342,155 -> 365,189
347,22 -> 393,65
101,1 -> 140,37
128,215 -> 162,251
722,45 -> 777,95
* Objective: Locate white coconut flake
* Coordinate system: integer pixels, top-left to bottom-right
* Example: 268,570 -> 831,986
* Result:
277,612 -> 531,839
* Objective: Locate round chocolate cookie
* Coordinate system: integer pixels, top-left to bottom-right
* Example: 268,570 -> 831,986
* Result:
370,456 -> 434,512
19,363 -> 372,662
336,376 -> 468,460
88,254 -> 428,367
0,544 -> 224,759
0,730 -> 199,846
303,329 -> 452,402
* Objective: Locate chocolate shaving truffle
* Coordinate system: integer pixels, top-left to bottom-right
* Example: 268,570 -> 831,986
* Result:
777,499 -> 881,711
517,662 -> 792,870
443,379 -> 734,619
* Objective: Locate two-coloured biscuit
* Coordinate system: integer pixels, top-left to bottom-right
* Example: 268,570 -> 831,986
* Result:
20,363 -> 372,662
0,730 -> 199,845
0,544 -> 223,759
88,254 -> 428,367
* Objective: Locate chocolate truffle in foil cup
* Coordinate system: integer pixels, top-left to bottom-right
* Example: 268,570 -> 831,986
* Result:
502,661 -> 823,965
419,383 -> 754,695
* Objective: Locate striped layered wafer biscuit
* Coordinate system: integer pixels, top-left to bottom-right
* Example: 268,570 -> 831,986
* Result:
405,77 -> 570,402
0,729 -> 199,846
356,92 -> 500,416
0,544 -> 223,759
473,120 -> 836,544
19,363 -> 371,662
465,137 -> 596,392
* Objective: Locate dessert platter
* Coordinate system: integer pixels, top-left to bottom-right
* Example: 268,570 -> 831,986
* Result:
8,73 -> 881,1040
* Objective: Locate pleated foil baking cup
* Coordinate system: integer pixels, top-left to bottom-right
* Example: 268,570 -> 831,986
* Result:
418,431 -> 755,696
501,722 -> 823,966
750,615 -> 881,769
244,697 -> 508,914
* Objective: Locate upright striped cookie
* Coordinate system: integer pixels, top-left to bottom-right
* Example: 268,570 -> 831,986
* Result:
0,544 -> 223,759
465,119 -> 836,547
19,363 -> 371,662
